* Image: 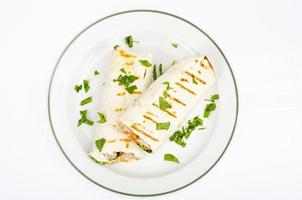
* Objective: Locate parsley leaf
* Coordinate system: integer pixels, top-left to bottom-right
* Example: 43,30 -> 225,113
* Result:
95,138 -> 106,152
74,84 -> 82,93
171,43 -> 179,48
125,85 -> 138,94
125,35 -> 133,48
97,112 -> 106,124
94,70 -> 100,76
159,96 -> 171,110
156,122 -> 170,130
83,80 -> 90,93
80,96 -> 92,106
139,60 -> 152,68
164,153 -> 179,163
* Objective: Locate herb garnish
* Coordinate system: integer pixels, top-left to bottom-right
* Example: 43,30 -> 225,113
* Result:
78,110 -> 94,126
204,103 -> 216,118
170,116 -> 204,147
192,77 -> 198,84
159,64 -> 163,75
211,94 -> 219,100
80,96 -> 92,106
113,45 -> 119,50
125,35 -> 134,48
120,68 -> 127,74
113,70 -> 138,94
143,69 -> 147,79
164,153 -> 179,163
94,70 -> 100,76
171,43 -> 179,48
97,112 -> 107,124
95,138 -> 106,152
156,122 -> 170,130
163,90 -> 168,98
152,64 -> 164,80
83,80 -> 90,93
139,60 -> 152,68
163,81 -> 173,90
125,85 -> 138,94
74,84 -> 82,93
159,96 -> 171,110
153,65 -> 157,81
204,94 -> 219,118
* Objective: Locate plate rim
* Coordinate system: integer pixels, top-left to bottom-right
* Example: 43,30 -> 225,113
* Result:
48,9 -> 239,197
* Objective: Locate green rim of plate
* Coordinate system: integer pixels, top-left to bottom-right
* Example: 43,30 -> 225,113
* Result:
48,9 -> 239,197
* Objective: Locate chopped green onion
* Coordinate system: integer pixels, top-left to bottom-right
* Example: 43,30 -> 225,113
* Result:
95,138 -> 106,152
192,77 -> 198,84
156,122 -> 170,130
74,84 -> 82,93
143,69 -> 147,79
159,96 -> 171,110
83,80 -> 90,93
164,153 -> 179,163
139,60 -> 152,68
77,110 -> 94,127
120,68 -> 126,74
211,94 -> 219,100
162,81 -> 173,90
159,64 -> 163,75
153,65 -> 157,81
204,103 -> 216,118
125,85 -> 138,94
94,70 -> 100,76
125,35 -> 133,48
80,96 -> 92,106
170,116 -> 203,147
171,43 -> 179,48
97,112 -> 107,124
163,90 -> 168,98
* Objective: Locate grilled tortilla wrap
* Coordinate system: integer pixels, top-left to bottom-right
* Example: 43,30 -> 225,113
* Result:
89,47 -> 153,164
119,56 -> 216,152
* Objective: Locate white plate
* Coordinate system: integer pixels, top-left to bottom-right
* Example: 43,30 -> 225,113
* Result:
48,10 -> 238,196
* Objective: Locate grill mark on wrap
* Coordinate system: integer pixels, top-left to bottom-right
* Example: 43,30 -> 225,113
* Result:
180,78 -> 189,82
166,93 -> 186,106
116,92 -> 126,96
119,50 -> 137,58
152,103 -> 177,118
143,114 -> 158,124
175,82 -> 196,95
204,56 -> 214,70
146,111 -> 158,117
119,138 -> 132,142
185,71 -> 206,85
131,123 -> 159,142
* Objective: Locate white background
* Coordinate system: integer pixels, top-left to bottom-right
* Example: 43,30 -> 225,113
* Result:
1,0 -> 301,199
